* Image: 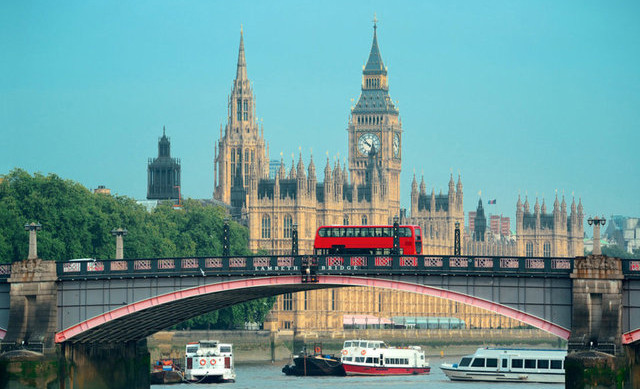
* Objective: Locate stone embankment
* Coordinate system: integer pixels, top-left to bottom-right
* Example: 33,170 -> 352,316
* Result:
147,328 -> 561,363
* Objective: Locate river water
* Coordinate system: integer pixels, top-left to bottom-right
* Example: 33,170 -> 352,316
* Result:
152,359 -> 562,389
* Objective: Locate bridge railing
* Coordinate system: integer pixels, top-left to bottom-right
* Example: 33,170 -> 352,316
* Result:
55,255 -> 575,280
0,264 -> 10,280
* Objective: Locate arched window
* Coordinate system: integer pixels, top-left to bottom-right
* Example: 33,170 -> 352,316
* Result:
361,215 -> 368,225
261,215 -> 271,239
343,215 -> 349,225
283,214 -> 293,239
526,241 -> 534,257
543,241 -> 551,257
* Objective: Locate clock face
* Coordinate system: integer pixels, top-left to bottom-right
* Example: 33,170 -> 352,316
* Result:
358,133 -> 381,156
393,134 -> 400,157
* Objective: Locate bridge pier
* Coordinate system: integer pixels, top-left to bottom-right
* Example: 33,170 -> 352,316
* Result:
566,254 -> 637,388
59,340 -> 150,389
2,257 -> 58,351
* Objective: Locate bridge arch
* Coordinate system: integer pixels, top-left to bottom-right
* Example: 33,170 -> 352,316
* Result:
55,275 -> 570,343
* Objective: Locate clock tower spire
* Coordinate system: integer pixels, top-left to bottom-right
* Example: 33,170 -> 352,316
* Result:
348,18 -> 402,217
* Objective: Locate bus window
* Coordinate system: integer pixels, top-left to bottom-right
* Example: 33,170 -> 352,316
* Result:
374,228 -> 383,237
382,228 -> 391,237
319,229 -> 326,237
354,228 -> 361,237
415,228 -> 421,237
346,228 -> 354,237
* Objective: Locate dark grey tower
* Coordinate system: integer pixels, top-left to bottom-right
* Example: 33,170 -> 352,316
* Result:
147,126 -> 181,200
473,198 -> 487,242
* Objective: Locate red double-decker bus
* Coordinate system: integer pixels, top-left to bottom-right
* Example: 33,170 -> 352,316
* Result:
314,225 -> 422,255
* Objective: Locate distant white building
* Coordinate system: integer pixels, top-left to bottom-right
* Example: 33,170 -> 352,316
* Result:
604,215 -> 640,253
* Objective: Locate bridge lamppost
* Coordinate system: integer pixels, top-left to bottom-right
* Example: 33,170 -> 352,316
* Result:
111,228 -> 128,259
392,216 -> 400,255
24,222 -> 42,260
454,222 -> 461,256
222,218 -> 230,257
588,216 -> 606,256
291,223 -> 298,256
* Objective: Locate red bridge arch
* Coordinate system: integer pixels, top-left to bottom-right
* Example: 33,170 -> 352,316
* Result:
55,275 -> 571,343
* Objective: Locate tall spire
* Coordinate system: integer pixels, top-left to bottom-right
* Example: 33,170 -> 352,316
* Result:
236,26 -> 248,81
364,14 -> 386,75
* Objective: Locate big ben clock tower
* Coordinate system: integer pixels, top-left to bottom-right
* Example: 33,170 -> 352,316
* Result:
348,18 -> 402,215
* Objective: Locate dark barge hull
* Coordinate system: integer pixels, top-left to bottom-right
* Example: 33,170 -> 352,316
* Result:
282,355 -> 345,376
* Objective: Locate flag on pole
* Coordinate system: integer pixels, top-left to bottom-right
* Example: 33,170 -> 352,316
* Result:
488,199 -> 497,204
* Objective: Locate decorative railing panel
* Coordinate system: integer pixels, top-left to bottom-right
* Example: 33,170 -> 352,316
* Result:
158,259 -> 175,270
326,257 -> 344,266
63,262 -> 81,273
278,257 -> 294,267
87,262 -> 104,272
134,260 -> 151,271
350,257 -> 367,267
474,258 -> 494,268
229,257 -> 246,268
500,258 -> 519,269
400,257 -> 417,267
424,257 -> 443,268
205,258 -> 222,268
0,264 -> 12,275
253,257 -> 270,267
526,258 -> 545,269
450,257 -> 469,268
110,261 -> 128,271
552,259 -> 572,270
375,257 -> 392,267
181,258 -> 198,269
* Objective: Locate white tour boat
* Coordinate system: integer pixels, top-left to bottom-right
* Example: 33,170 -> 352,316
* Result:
340,339 -> 430,376
440,347 -> 567,383
184,340 -> 236,383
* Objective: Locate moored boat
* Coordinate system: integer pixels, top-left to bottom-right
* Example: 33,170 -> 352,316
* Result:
184,340 -> 236,383
340,339 -> 430,376
440,347 -> 567,383
150,359 -> 183,384
282,345 -> 345,376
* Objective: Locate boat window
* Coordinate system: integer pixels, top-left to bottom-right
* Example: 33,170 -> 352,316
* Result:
359,342 -> 368,348
525,359 -> 536,369
471,358 -> 485,367
344,341 -> 351,347
550,360 -> 563,369
537,360 -> 549,369
512,359 -> 523,368
373,358 -> 379,364
459,357 -> 472,367
380,342 -> 388,349
355,357 -> 365,363
366,357 -> 373,363
404,359 -> 408,364
343,357 -> 352,361
220,346 -> 231,353
486,358 -> 498,368
186,346 -> 198,354
502,359 -> 508,368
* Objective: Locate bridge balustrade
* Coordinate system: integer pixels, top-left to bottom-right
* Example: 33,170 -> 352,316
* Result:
53,255 -> 584,280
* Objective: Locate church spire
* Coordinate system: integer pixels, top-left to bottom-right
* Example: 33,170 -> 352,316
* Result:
236,26 -> 248,81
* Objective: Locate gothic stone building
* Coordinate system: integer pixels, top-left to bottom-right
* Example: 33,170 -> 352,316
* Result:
147,127 -> 181,200
212,25 -> 578,333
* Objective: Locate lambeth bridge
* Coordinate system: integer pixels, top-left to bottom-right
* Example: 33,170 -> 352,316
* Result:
2,231 -> 640,387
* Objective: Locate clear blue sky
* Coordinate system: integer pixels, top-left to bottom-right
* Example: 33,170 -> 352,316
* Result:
2,1 -> 639,227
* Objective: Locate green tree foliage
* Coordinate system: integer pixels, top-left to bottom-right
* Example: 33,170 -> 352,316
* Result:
0,169 -> 275,329
601,245 -> 640,259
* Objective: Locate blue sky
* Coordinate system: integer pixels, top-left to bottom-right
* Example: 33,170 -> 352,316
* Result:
2,1 -> 639,227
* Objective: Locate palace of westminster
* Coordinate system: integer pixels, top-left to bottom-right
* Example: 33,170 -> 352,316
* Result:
147,23 -> 585,333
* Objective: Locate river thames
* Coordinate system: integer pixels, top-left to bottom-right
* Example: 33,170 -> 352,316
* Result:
152,358 -> 562,389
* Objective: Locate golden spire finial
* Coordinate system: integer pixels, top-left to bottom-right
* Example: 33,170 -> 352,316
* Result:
240,24 -> 243,34
373,13 -> 378,29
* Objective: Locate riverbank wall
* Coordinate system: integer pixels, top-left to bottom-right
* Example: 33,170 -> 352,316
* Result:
147,328 -> 562,363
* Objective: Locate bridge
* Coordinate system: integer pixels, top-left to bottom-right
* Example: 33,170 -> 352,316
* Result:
2,233 -> 640,387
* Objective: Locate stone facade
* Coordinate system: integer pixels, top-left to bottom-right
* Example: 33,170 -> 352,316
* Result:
147,127 -> 181,200
516,195 -> 584,257
212,25 -> 583,333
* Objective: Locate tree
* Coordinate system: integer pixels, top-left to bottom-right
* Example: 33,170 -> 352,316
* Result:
0,169 -> 276,329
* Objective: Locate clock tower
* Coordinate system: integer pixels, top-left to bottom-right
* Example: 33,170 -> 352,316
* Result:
348,19 -> 402,216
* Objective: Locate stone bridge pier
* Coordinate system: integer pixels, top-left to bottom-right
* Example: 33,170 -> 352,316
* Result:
566,254 -> 637,388
1,256 -> 149,388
